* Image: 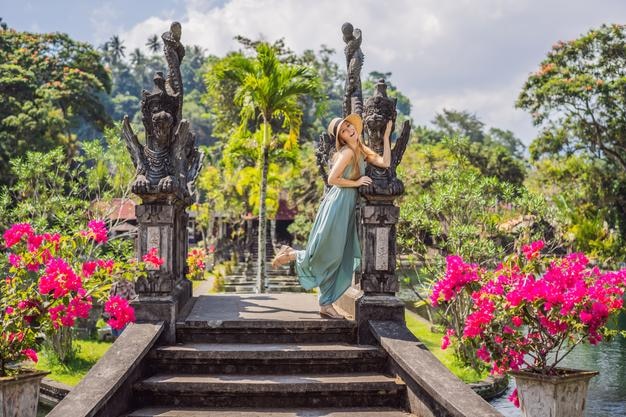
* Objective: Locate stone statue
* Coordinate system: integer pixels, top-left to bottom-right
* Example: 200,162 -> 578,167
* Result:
317,22 -> 365,190
342,22 -> 364,118
360,79 -> 410,199
121,22 -> 203,206
315,131 -> 335,192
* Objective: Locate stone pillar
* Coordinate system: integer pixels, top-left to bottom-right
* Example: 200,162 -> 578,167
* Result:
355,200 -> 405,344
132,203 -> 192,343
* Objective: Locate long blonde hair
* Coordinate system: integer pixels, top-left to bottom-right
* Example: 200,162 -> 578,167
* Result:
334,135 -> 377,180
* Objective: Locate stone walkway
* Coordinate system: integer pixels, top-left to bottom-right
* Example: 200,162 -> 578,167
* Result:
185,293 -> 324,322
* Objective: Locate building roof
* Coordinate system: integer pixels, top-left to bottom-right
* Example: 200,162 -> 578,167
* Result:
90,198 -> 137,221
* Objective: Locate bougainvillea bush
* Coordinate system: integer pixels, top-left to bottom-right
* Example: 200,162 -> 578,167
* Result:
430,241 -> 626,404
0,221 -> 157,376
186,248 -> 207,280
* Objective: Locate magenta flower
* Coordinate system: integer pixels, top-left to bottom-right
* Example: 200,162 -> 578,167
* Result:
521,240 -> 544,260
104,296 -> 136,330
21,348 -> 38,363
143,247 -> 164,269
38,258 -> 82,299
81,220 -> 108,244
3,223 -> 34,248
430,243 -> 626,408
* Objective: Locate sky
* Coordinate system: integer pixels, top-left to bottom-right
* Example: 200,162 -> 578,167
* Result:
3,0 -> 626,144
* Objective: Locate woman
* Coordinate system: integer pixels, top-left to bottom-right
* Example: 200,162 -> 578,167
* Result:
272,113 -> 392,319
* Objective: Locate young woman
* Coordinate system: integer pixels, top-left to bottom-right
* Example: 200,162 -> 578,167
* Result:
272,113 -> 392,318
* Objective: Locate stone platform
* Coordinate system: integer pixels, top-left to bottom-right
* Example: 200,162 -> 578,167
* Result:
184,294 -> 327,322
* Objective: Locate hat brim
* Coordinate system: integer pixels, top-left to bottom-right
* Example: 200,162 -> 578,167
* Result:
337,113 -> 363,138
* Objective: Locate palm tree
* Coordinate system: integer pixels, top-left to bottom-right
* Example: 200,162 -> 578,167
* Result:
129,48 -> 146,66
107,35 -> 126,65
206,43 -> 321,293
146,34 -> 161,54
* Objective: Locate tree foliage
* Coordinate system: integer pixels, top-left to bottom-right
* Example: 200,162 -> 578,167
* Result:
0,29 -> 111,185
518,24 -> 626,171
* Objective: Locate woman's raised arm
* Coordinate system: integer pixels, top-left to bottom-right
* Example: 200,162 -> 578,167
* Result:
366,120 -> 392,168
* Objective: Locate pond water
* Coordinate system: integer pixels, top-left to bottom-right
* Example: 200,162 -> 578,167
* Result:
490,314 -> 626,416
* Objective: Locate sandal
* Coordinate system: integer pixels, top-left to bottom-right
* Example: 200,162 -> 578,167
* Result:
319,305 -> 344,319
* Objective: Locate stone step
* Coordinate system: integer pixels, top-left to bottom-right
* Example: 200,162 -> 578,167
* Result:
177,319 -> 356,344
222,284 -> 306,294
223,285 -> 256,293
149,343 -> 386,374
225,277 -> 298,284
126,407 -> 414,416
133,373 -> 406,408
224,277 -> 300,285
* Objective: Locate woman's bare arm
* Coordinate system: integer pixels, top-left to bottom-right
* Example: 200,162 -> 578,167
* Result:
328,147 -> 371,187
366,120 -> 393,168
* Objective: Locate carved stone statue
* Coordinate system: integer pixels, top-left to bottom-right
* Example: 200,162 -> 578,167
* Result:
121,22 -> 203,206
342,22 -> 364,118
360,79 -> 410,199
316,22 -> 365,191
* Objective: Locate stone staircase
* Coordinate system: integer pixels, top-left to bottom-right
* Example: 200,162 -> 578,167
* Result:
122,317 -> 412,416
222,261 -> 305,294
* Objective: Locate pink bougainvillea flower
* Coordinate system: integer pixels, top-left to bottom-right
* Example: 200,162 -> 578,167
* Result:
8,253 -> 21,267
3,223 -> 34,248
104,296 -> 136,330
521,240 -> 544,260
430,256 -> 481,307
27,234 -> 44,252
143,247 -> 164,269
441,328 -> 455,350
21,348 -> 38,363
82,261 -> 98,278
38,258 -> 82,299
81,220 -> 108,244
96,259 -> 115,273
508,388 -> 520,408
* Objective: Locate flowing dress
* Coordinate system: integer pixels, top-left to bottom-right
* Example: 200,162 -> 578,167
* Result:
295,150 -> 365,305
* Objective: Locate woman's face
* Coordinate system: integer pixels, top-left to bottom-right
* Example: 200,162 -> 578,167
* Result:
338,121 -> 358,146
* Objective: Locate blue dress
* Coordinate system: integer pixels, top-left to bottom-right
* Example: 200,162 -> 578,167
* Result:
295,149 -> 365,305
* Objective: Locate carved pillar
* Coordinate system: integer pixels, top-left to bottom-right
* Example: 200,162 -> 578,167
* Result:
133,203 -> 191,341
354,199 -> 405,344
356,80 -> 411,344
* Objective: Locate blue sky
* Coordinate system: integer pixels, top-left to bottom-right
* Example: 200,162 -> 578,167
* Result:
3,0 -> 626,144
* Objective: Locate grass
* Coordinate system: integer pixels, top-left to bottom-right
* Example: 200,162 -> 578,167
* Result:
36,339 -> 113,386
405,310 -> 488,383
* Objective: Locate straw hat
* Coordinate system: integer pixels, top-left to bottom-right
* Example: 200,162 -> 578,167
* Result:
327,113 -> 363,139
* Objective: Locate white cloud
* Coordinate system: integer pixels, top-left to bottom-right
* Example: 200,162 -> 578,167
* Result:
118,0 -> 626,144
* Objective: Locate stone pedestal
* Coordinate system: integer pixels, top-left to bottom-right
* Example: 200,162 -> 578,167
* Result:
353,201 -> 405,344
132,203 -> 192,343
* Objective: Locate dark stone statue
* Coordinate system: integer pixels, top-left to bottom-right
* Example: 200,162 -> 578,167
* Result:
316,22 -> 365,192
122,22 -> 203,206
342,22 -> 364,118
120,22 -> 203,342
360,79 -> 411,199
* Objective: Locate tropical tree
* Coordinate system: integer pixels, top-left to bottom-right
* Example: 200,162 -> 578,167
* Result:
204,43 -> 321,292
104,35 -> 126,65
517,24 -> 626,253
146,34 -> 161,54
129,48 -> 146,66
517,24 -> 626,171
0,28 -> 111,185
